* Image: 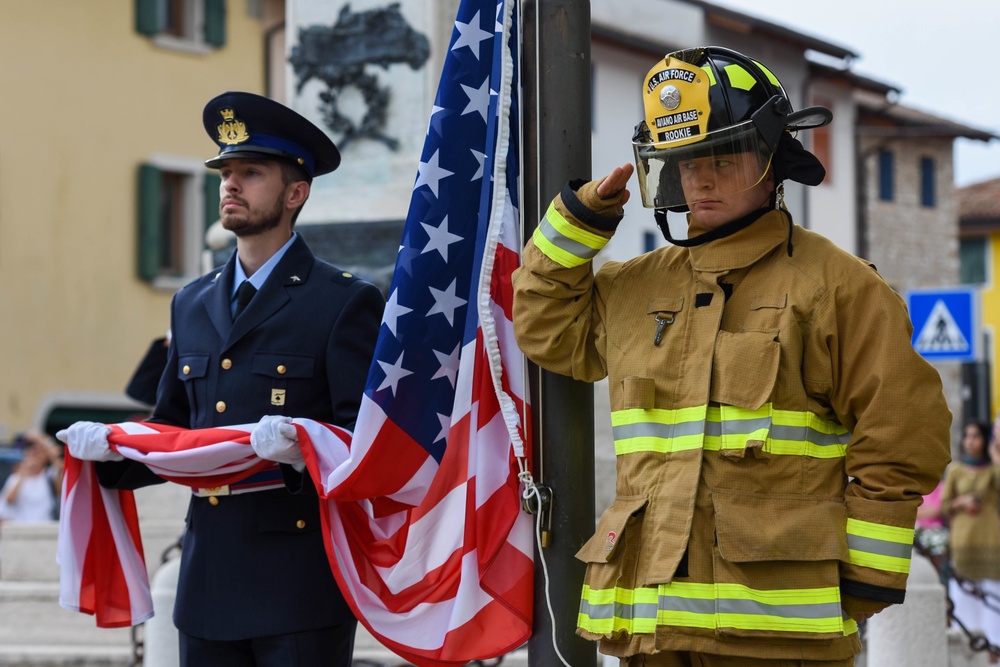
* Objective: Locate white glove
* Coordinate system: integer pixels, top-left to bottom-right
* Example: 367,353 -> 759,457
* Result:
251,415 -> 305,472
55,421 -> 124,462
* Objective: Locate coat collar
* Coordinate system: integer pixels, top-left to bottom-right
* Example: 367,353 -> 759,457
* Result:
686,209 -> 790,273
204,235 -> 316,344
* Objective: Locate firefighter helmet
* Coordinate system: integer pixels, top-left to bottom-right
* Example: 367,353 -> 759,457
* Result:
632,46 -> 831,211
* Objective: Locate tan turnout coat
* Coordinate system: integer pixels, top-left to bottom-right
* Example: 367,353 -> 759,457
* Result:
512,184 -> 952,660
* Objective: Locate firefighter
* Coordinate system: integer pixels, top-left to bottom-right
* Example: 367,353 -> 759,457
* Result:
512,46 -> 952,665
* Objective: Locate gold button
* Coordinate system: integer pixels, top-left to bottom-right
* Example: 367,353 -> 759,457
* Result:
276,365 -> 286,375
221,359 -> 232,370
342,272 -> 353,278
208,496 -> 219,506
296,520 -> 306,529
216,401 -> 226,413
182,365 -> 191,375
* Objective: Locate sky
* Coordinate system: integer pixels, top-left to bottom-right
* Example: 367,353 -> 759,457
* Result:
712,0 -> 1000,187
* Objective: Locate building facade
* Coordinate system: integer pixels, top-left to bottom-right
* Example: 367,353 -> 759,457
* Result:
0,1 -> 284,437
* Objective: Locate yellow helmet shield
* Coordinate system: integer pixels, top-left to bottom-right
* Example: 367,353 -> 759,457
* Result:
641,56 -> 711,150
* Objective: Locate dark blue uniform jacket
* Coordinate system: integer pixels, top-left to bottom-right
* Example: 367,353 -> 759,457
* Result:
97,236 -> 384,640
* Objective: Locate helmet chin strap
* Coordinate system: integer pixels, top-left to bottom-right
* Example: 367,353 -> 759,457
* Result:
654,207 -> 768,247
653,183 -> 796,256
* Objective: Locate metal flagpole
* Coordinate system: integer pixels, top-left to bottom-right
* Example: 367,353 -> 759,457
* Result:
521,1 -> 596,666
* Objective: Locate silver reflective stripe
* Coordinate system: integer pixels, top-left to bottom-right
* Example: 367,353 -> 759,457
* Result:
847,534 -> 914,560
537,216 -> 601,261
704,417 -> 771,436
770,424 -> 851,447
613,419 -> 704,441
719,598 -> 843,620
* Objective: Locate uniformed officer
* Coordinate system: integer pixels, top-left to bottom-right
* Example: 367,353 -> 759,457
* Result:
59,91 -> 385,667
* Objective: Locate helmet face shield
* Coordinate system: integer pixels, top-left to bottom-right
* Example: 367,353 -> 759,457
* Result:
633,119 -> 774,209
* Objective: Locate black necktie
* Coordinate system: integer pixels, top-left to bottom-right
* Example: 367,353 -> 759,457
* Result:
234,281 -> 257,320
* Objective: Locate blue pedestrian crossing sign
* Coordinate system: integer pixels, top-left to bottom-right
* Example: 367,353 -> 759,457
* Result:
906,287 -> 978,362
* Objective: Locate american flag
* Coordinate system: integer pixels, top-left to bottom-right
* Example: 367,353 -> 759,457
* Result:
321,0 -> 533,661
58,0 -> 533,664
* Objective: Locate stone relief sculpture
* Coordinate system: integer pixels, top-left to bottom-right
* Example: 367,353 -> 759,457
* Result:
290,2 -> 431,150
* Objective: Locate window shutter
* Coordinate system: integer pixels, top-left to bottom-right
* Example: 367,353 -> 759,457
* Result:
137,164 -> 163,281
204,0 -> 226,47
135,0 -> 163,36
203,171 -> 221,237
878,150 -> 894,202
920,157 -> 936,208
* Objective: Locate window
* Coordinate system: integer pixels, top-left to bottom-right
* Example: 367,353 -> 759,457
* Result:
920,156 -> 936,207
810,96 -> 832,184
137,158 -> 221,284
960,237 -> 987,285
878,150 -> 894,202
135,0 -> 226,49
643,231 -> 658,253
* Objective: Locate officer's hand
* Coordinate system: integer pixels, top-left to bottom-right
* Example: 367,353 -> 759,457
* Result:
576,163 -> 633,217
55,421 -> 123,462
250,415 -> 305,472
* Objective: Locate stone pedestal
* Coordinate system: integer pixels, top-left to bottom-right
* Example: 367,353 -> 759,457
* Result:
866,553 -> 949,666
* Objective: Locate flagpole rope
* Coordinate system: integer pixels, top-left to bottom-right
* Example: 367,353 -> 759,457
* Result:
518,472 -> 572,667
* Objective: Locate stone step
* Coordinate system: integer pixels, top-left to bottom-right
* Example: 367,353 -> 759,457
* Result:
0,520 -> 184,583
0,577 -> 527,667
0,581 -> 133,648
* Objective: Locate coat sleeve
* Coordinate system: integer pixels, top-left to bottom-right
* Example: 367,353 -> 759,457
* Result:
816,263 -> 952,605
512,180 -> 623,382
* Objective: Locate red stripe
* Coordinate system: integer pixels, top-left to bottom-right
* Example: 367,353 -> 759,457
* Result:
490,242 -> 519,322
83,484 -> 139,628
326,418 -> 431,501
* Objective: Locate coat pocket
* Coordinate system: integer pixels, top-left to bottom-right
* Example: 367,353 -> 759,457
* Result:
577,495 -> 649,563
710,487 -> 849,640
622,376 -> 656,411
178,353 -> 210,423
710,330 -> 780,410
712,487 -> 848,562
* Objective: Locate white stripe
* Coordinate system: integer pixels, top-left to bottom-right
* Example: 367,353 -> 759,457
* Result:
99,485 -> 153,624
377,483 -> 467,593
57,468 -> 91,611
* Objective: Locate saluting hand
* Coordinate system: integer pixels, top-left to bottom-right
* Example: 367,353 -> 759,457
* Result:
595,162 -> 634,203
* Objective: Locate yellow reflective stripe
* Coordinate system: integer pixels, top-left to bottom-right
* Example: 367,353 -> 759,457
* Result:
724,63 -> 757,91
701,64 -> 717,86
767,409 -> 849,459
531,202 -> 608,268
612,406 -> 708,455
578,584 -> 660,634
703,405 -> 770,451
846,518 -> 914,574
579,582 -> 854,636
715,583 -> 844,634
614,403 -> 849,459
753,60 -> 782,88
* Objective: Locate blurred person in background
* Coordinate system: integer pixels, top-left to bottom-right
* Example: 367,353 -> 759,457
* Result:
0,430 -> 63,522
942,419 -> 1000,662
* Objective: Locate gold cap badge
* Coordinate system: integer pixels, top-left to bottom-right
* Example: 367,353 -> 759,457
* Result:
217,108 -> 250,146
